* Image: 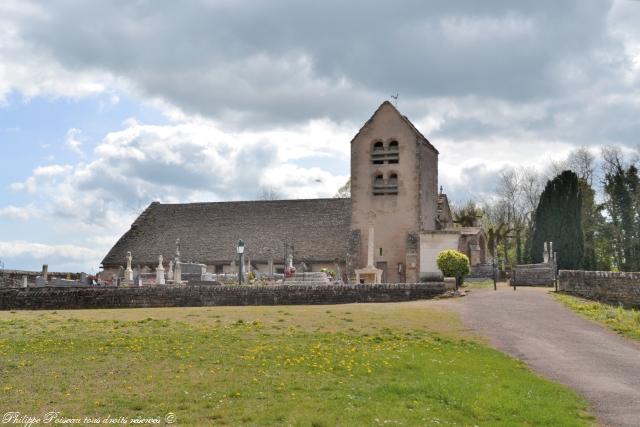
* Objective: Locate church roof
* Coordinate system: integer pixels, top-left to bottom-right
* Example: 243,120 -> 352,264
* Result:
349,100 -> 439,154
101,198 -> 351,267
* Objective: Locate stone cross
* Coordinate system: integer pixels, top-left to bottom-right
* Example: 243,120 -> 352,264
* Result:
543,242 -> 549,263
156,255 -> 165,285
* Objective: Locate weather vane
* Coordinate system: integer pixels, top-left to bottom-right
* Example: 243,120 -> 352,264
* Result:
391,93 -> 399,106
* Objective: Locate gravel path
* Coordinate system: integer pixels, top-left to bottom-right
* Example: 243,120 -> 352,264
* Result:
456,285 -> 640,427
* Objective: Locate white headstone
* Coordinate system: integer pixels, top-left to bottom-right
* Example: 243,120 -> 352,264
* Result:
125,251 -> 134,282
168,260 -> 174,280
156,255 -> 165,285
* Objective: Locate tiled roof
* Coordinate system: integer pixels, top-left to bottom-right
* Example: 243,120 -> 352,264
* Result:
102,198 -> 351,267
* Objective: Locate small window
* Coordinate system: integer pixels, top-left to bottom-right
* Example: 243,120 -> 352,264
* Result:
372,141 -> 385,164
379,248 -> 383,256
388,173 -> 398,194
373,174 -> 385,195
387,141 -> 399,163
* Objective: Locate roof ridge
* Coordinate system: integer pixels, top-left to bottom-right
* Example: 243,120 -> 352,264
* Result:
152,197 -> 351,206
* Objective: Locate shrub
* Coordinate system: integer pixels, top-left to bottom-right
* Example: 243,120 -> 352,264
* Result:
247,271 -> 256,283
320,268 -> 337,279
436,250 -> 470,288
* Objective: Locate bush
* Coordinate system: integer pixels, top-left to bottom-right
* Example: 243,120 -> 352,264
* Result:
436,250 -> 470,288
320,268 -> 337,279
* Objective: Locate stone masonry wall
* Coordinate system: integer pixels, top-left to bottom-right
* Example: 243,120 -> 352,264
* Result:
512,263 -> 554,286
559,270 -> 640,308
0,283 -> 446,310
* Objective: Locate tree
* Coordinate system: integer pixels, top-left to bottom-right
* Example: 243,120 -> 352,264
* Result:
453,201 -> 482,227
436,250 -> 470,288
603,165 -> 640,271
530,170 -> 584,269
334,178 -> 351,198
256,186 -> 284,200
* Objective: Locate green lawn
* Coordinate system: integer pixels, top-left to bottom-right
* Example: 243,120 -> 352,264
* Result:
555,293 -> 640,341
0,303 -> 592,426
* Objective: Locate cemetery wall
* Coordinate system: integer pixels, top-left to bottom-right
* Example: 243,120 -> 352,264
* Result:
0,282 -> 447,310
558,270 -> 640,308
512,263 -> 554,286
0,269 -> 81,288
469,264 -> 494,279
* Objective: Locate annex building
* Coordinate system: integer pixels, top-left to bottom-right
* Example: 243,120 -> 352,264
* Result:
101,101 -> 489,283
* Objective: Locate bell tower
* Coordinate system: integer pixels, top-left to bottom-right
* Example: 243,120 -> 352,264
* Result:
349,101 -> 439,283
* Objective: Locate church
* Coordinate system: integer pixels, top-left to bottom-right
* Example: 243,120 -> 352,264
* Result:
101,101 -> 489,283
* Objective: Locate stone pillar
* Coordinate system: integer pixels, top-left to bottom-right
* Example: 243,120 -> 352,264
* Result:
543,242 -> 549,264
174,259 -> 182,284
367,227 -> 375,268
22,276 -> 28,288
268,258 -> 274,276
42,264 -> 48,283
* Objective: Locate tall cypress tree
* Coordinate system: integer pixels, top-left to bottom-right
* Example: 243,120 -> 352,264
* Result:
530,170 -> 584,269
604,165 -> 640,271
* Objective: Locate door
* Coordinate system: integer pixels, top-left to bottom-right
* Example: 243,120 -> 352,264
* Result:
376,261 -> 388,283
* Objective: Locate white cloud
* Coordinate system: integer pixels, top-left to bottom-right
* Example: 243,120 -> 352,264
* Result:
0,205 -> 39,220
66,128 -> 84,156
0,240 -> 104,272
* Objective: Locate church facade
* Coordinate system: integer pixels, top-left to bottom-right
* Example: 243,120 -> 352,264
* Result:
101,101 -> 488,282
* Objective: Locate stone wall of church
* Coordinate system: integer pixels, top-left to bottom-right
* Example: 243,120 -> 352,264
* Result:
419,231 -> 460,277
0,282 -> 447,310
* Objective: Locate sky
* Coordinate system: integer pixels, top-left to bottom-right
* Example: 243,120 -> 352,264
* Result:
1,0 -> 640,273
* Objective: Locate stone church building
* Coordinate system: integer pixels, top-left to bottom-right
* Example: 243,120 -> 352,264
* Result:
101,101 -> 488,283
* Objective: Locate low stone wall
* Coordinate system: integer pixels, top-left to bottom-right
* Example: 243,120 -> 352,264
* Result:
0,283 -> 447,310
512,263 -> 554,286
469,264 -> 495,279
559,270 -> 640,308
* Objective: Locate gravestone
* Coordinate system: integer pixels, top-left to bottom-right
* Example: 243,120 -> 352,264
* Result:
124,252 -> 133,283
156,255 -> 165,285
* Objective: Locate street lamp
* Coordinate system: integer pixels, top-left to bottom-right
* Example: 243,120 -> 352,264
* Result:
237,239 -> 245,285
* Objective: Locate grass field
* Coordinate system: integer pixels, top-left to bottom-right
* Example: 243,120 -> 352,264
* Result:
0,302 -> 592,426
555,293 -> 640,342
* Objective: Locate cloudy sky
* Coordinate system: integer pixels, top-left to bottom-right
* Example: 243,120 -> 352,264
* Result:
1,0 -> 640,272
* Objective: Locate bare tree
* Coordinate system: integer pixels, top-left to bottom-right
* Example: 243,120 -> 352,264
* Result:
547,147 -> 596,185
334,178 -> 351,198
566,147 -> 596,186
256,186 -> 284,200
601,145 -> 625,176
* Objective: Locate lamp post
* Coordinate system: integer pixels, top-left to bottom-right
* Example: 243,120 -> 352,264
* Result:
237,239 -> 245,285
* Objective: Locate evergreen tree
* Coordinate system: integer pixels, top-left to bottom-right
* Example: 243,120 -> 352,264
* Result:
530,171 -> 584,269
604,166 -> 640,271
